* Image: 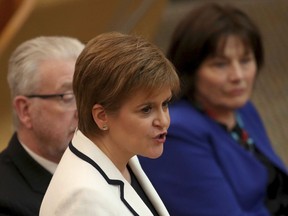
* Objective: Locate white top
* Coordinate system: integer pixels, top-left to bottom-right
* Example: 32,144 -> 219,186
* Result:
40,130 -> 169,216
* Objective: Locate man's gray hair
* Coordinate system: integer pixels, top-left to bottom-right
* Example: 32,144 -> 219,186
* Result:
7,36 -> 84,98
7,36 -> 84,128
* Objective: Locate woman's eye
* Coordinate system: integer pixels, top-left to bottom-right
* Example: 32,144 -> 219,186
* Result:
213,61 -> 228,68
162,100 -> 170,109
141,106 -> 152,114
240,57 -> 252,64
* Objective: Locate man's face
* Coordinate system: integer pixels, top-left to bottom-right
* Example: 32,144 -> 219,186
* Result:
28,58 -> 78,162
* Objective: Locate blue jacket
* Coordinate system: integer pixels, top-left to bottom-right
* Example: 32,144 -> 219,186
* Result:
139,99 -> 287,216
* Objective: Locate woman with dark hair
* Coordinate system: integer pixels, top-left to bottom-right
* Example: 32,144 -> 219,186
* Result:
139,3 -> 288,215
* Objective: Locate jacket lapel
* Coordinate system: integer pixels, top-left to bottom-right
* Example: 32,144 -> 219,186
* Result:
71,130 -> 157,215
129,157 -> 170,216
7,133 -> 52,194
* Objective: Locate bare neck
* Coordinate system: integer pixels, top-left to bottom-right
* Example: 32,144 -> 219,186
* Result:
89,135 -> 132,183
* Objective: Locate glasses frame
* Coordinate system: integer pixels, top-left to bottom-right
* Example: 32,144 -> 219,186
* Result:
25,93 -> 75,103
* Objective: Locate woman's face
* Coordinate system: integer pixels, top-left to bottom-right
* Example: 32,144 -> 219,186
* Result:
194,36 -> 257,114
106,87 -> 173,161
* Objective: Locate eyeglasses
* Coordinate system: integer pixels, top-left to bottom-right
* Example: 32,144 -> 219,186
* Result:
25,93 -> 76,107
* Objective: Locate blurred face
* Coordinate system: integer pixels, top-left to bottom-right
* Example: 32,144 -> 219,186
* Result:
195,36 -> 257,115
28,59 -> 78,162
106,87 -> 172,163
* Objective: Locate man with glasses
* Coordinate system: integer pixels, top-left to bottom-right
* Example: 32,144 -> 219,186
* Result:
0,36 -> 84,215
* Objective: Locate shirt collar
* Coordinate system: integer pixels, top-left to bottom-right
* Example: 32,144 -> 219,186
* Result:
20,142 -> 57,174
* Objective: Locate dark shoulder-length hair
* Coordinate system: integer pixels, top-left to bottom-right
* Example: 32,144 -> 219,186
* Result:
167,2 -> 264,98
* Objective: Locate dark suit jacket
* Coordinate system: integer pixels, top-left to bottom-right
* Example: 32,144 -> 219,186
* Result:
140,100 -> 288,215
0,133 -> 52,216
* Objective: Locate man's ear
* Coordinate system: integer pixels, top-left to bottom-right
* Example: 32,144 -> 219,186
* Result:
92,104 -> 108,130
13,96 -> 33,128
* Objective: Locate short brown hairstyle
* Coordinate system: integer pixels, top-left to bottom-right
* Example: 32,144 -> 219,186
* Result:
73,32 -> 180,137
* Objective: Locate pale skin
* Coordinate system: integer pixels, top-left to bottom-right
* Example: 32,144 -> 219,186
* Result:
13,58 -> 78,163
194,35 -> 257,129
90,87 -> 173,182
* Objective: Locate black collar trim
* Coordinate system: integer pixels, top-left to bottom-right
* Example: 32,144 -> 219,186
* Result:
68,143 -> 139,216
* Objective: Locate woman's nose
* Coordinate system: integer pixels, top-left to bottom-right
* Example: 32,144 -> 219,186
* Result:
229,63 -> 244,81
153,110 -> 170,129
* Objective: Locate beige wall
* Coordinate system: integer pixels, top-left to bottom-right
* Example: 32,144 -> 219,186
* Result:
0,0 -> 167,150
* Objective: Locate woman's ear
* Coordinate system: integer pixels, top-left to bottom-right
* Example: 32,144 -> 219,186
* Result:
13,96 -> 33,128
92,104 -> 109,130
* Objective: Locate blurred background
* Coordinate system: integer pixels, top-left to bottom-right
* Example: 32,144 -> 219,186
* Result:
1,0 -> 288,165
